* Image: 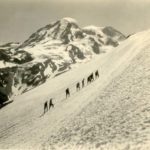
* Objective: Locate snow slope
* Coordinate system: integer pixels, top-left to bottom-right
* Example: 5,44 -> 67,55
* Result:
45,31 -> 150,150
0,29 -> 150,149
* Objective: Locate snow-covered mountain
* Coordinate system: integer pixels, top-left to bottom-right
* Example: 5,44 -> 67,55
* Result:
0,17 -> 126,96
0,28 -> 149,150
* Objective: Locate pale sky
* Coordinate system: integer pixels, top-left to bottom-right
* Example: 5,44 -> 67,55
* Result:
0,0 -> 150,44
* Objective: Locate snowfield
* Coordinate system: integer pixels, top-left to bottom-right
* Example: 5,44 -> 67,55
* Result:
45,35 -> 150,150
0,29 -> 150,149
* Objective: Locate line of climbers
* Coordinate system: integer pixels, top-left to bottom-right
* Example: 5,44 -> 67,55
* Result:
43,70 -> 99,114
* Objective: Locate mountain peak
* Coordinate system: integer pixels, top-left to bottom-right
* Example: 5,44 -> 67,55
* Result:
19,17 -> 81,48
60,17 -> 78,25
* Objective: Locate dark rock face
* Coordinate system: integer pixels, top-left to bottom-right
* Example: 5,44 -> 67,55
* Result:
0,43 -> 33,64
0,67 -> 16,104
0,91 -> 8,105
0,18 -> 126,96
89,37 -> 101,54
102,26 -> 126,41
68,45 -> 85,63
106,38 -> 118,47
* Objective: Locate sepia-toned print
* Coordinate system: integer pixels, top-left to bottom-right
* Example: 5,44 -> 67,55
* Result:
0,0 -> 150,149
